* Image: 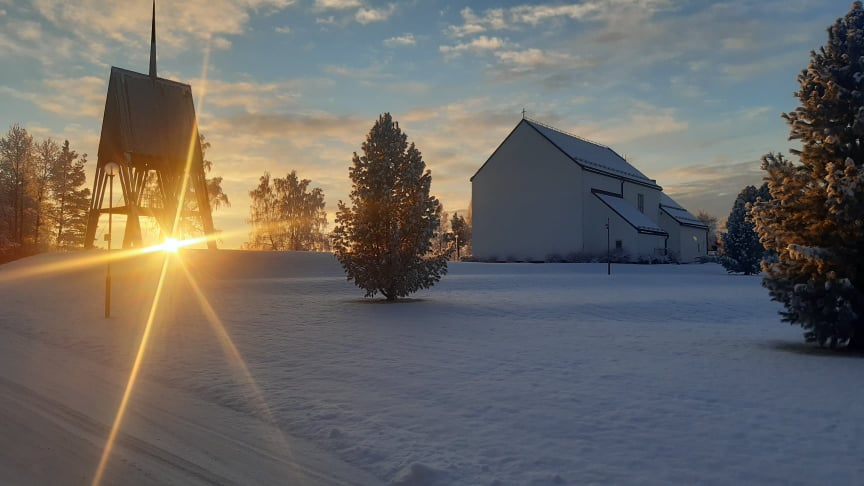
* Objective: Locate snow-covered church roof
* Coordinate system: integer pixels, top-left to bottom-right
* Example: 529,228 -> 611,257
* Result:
659,193 -> 708,229
471,119 -> 662,189
523,119 -> 661,189
594,191 -> 667,235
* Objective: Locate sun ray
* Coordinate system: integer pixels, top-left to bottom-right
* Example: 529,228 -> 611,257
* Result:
89,36 -> 248,484
0,247 -> 150,283
173,257 -> 296,462
91,252 -> 173,486
0,227 -> 244,284
170,35 -> 211,241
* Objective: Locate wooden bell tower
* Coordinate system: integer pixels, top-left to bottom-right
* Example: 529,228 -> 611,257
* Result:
85,1 -> 216,250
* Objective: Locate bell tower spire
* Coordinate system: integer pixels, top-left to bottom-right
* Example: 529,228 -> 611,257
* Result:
149,0 -> 157,79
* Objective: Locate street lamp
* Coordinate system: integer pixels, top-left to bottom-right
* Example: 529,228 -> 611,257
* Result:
605,218 -> 611,276
104,162 -> 120,319
455,233 -> 460,261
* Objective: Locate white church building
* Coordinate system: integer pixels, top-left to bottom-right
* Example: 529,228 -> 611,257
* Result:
470,118 -> 708,263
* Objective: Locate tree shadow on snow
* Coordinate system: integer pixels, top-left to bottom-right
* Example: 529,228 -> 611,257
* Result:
347,297 -> 426,305
767,340 -> 864,358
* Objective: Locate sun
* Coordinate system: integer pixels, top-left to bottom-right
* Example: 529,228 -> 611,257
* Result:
162,237 -> 182,253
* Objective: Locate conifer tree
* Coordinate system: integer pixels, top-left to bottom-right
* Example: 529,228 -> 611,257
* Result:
51,140 -> 90,250
0,125 -> 34,250
721,185 -> 769,275
751,2 -> 864,348
332,113 -> 448,301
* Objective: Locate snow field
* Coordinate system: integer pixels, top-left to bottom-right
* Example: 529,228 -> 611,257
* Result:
2,251 -> 863,485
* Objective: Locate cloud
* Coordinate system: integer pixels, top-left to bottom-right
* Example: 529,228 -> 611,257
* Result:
380,81 -> 429,95
27,123 -> 100,159
193,78 -> 310,113
656,160 -> 766,218
446,7 -> 506,37
543,102 -> 689,145
0,18 -> 75,67
508,3 -> 603,25
314,0 -> 361,10
322,64 -> 389,80
0,76 -> 106,120
445,1 -> 673,37
739,106 -> 772,120
13,20 -> 42,41
383,33 -> 415,47
720,51 -> 805,80
722,35 -> 754,50
274,26 -> 291,34
440,36 -> 508,57
212,36 -> 232,50
355,4 -> 395,24
482,48 -> 599,83
26,0 -> 296,66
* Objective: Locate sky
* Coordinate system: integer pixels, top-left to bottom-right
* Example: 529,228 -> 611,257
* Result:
0,0 -> 853,249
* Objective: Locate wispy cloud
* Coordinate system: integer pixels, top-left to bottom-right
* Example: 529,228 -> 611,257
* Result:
445,1 -> 674,37
440,36 -> 508,57
314,0 -> 362,10
322,64 -> 389,79
356,4 -> 395,24
657,160 -> 766,218
721,51 -> 805,80
570,106 -> 689,145
0,76 -> 106,119
446,7 -> 506,37
13,20 -> 42,41
0,18 -> 75,67
189,78 -> 311,113
384,33 -> 415,47
28,0 -> 296,65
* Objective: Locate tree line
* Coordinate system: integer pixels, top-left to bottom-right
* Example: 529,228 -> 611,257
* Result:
243,166 -> 472,258
0,125 -> 90,262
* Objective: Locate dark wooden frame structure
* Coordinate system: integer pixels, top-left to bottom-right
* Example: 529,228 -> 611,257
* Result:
85,2 -> 216,250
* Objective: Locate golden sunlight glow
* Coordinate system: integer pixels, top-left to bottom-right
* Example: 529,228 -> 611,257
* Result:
91,254 -> 172,486
162,237 -> 181,253
137,236 -> 208,254
92,37 -> 219,486
173,259 -> 295,462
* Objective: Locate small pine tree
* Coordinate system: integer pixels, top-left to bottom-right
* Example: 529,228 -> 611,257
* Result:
751,2 -> 864,348
332,113 -> 448,301
721,184 -> 769,275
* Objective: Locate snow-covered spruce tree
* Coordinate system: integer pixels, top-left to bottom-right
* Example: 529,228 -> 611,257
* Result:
332,113 -> 448,301
751,2 -> 864,348
721,184 -> 769,275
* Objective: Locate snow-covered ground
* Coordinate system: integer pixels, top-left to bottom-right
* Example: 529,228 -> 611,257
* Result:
1,250 -> 862,485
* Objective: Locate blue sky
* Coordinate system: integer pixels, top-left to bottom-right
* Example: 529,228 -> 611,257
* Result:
0,0 -> 851,248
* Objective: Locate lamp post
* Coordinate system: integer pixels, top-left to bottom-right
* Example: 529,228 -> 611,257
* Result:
605,218 -> 611,276
104,162 -> 120,319
455,234 -> 460,261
